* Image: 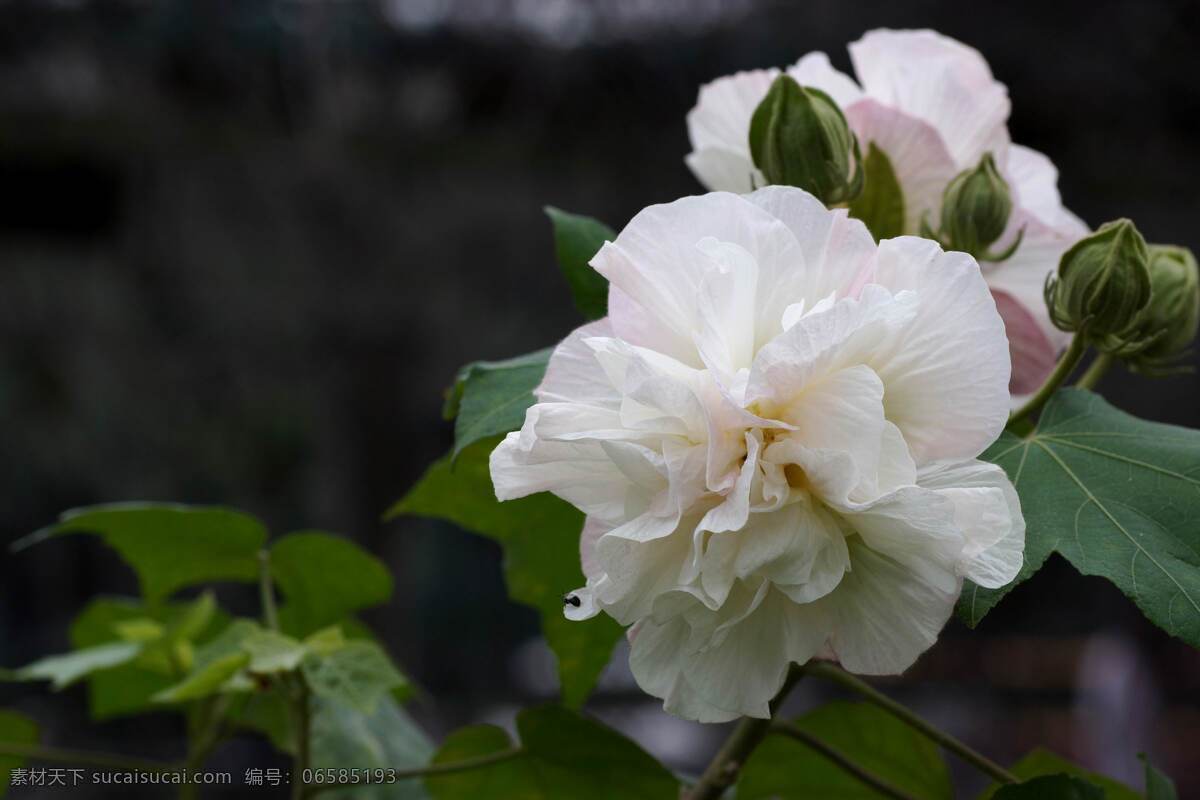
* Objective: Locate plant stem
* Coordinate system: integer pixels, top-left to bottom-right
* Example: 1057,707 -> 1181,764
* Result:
684,666 -> 803,800
1008,334 -> 1088,429
1075,352 -> 1114,390
0,743 -> 179,773
258,549 -> 280,631
804,662 -> 1018,784
305,748 -> 525,795
291,679 -> 311,800
771,723 -> 919,800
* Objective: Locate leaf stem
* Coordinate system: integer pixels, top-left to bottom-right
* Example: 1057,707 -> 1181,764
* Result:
804,662 -> 1018,784
258,549 -> 280,632
771,723 -> 919,800
1074,352 -> 1114,390
0,742 -> 179,774
1008,334 -> 1088,429
684,666 -> 803,800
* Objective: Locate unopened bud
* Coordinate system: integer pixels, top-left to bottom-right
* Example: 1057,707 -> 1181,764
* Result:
748,75 -> 863,205
1045,218 -> 1152,342
1114,244 -> 1200,372
934,153 -> 1020,261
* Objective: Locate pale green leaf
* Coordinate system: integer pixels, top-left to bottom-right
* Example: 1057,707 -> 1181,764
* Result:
739,701 -> 952,799
961,390 -> 1200,648
301,641 -> 407,715
68,597 -> 228,719
545,207 -> 614,320
0,709 -> 38,797
15,504 -> 267,603
425,706 -> 677,800
390,438 -> 622,709
447,349 -> 551,461
7,642 -> 141,691
270,531 -> 392,637
152,652 -> 250,702
848,143 -> 905,241
242,630 -> 308,674
303,626 -> 347,657
311,695 -> 433,800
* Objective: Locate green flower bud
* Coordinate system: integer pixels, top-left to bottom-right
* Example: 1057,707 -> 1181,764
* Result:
748,75 -> 863,205
1045,218 -> 1152,343
933,153 -> 1021,261
1114,244 -> 1200,372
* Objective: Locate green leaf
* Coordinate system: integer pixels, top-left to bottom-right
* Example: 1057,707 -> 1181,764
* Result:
310,696 -> 433,800
68,597 -> 229,719
16,504 -> 267,603
977,749 -> 1140,800
545,207 -> 615,320
425,706 -> 677,800
739,701 -> 952,799
6,642 -> 142,690
961,389 -> 1200,646
447,349 -> 551,461
992,775 -> 1104,800
242,630 -> 308,674
848,143 -> 905,241
153,652 -> 250,702
390,438 -> 622,709
0,709 -> 38,797
302,641 -> 407,715
1141,754 -> 1178,800
270,532 -> 393,637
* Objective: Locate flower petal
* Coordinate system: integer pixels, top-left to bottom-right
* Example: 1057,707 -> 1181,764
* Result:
849,28 -> 1010,169
869,236 -> 1010,462
685,69 -> 778,192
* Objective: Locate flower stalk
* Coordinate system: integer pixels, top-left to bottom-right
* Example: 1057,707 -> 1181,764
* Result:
684,667 -> 803,800
1075,353 -> 1114,391
1008,333 -> 1088,429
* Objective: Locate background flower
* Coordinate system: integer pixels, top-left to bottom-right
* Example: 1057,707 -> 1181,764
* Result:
686,28 -> 1089,396
492,188 -> 1024,721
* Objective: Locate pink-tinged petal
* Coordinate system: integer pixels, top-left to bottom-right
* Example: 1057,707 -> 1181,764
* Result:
991,288 -> 1057,396
685,68 -> 779,192
1006,144 -> 1089,234
849,29 -> 1010,169
844,99 -> 959,234
787,52 -> 864,107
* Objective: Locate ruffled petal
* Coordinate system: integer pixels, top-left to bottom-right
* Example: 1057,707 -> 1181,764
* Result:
685,69 -> 778,192
868,237 -> 1010,463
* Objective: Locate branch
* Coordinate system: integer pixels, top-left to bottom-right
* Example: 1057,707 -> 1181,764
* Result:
683,666 -> 803,800
772,723 -> 919,800
0,742 -> 179,774
804,662 -> 1018,784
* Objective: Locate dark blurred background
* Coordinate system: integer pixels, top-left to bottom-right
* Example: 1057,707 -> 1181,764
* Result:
1,0 -> 1198,796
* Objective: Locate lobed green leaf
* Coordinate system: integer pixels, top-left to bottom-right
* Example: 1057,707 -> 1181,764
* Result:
544,207 -> 615,320
389,438 -> 622,709
848,143 -> 905,241
739,701 -> 952,799
447,349 -> 551,461
425,706 -> 677,800
962,389 -> 1200,649
15,504 -> 267,604
270,531 -> 393,637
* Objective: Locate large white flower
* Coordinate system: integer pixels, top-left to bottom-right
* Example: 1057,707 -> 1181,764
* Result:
491,188 -> 1024,722
685,28 -> 1088,396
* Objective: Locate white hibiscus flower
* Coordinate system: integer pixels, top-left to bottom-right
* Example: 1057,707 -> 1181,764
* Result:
491,188 -> 1024,722
686,28 -> 1088,396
